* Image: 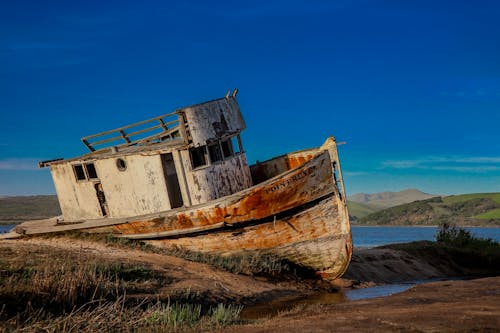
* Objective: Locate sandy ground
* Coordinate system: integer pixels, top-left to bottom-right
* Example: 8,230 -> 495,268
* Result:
1,236 -> 499,332
227,276 -> 500,332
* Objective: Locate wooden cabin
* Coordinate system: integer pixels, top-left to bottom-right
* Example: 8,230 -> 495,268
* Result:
41,91 -> 253,222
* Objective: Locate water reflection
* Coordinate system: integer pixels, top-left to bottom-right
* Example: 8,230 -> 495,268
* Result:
240,281 -> 426,320
240,292 -> 345,320
345,282 -> 415,301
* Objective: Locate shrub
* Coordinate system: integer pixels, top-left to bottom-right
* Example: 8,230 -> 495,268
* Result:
435,223 -> 498,250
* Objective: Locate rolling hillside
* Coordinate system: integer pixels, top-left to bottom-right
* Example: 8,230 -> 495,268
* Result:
349,189 -> 436,209
358,193 -> 500,226
0,195 -> 61,224
347,189 -> 436,219
347,201 -> 379,219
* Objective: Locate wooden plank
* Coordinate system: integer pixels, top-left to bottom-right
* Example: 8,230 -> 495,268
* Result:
119,129 -> 131,143
82,111 -> 178,140
91,134 -> 126,147
119,222 -> 226,239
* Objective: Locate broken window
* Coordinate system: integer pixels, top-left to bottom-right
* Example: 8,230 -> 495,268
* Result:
208,142 -> 223,163
221,139 -> 233,158
85,163 -> 98,179
189,146 -> 207,169
73,164 -> 86,181
231,136 -> 241,155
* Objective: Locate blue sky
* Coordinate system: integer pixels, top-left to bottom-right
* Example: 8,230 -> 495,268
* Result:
1,0 -> 499,196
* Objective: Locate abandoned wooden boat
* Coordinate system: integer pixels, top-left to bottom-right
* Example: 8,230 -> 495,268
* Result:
3,90 -> 352,279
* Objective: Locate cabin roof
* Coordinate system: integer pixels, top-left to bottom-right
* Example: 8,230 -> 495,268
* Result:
39,93 -> 241,168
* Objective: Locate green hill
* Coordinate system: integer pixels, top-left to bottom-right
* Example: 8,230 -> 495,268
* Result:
347,201 -> 379,219
347,189 -> 437,219
0,195 -> 61,224
358,193 -> 500,226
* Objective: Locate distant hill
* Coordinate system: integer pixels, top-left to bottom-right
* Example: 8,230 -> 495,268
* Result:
0,195 -> 61,224
349,189 -> 436,209
346,201 -> 379,219
347,189 -> 436,219
358,193 -> 500,226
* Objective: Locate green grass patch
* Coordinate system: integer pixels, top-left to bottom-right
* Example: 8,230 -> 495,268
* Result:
347,201 -> 379,219
442,192 -> 500,205
475,208 -> 500,220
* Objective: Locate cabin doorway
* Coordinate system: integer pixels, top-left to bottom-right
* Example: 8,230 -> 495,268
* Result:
94,182 -> 108,216
161,153 -> 183,209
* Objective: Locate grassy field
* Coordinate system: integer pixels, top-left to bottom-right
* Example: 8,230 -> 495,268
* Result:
475,208 -> 500,220
0,240 -> 250,332
442,192 -> 500,204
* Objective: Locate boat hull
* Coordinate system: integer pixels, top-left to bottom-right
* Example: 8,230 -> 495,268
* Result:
147,195 -> 351,278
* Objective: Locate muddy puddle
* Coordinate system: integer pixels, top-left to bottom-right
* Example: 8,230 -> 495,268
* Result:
240,279 -> 444,320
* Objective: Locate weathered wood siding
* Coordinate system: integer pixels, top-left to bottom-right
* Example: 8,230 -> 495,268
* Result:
180,152 -> 253,205
250,150 -> 317,184
96,155 -> 172,218
50,164 -> 103,220
182,96 -> 245,146
51,154 -> 175,221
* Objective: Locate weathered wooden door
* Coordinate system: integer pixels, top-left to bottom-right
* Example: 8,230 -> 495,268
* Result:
94,182 -> 108,216
161,153 -> 183,209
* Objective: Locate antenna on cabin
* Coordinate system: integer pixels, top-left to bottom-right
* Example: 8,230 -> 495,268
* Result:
225,90 -> 231,99
232,88 -> 238,97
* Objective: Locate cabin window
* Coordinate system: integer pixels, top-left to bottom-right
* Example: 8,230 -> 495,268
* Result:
73,164 -> 86,181
208,142 -> 223,163
116,158 -> 127,171
73,162 -> 100,181
189,146 -> 207,169
85,163 -> 98,179
221,139 -> 233,158
231,136 -> 241,155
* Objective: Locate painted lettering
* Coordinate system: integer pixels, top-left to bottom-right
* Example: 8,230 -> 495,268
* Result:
264,166 -> 317,194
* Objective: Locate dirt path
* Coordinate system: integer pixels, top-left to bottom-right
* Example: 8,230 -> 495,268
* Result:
0,237 -> 311,304
227,276 -> 500,332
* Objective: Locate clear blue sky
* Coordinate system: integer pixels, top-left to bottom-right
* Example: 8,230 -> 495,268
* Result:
1,0 -> 499,196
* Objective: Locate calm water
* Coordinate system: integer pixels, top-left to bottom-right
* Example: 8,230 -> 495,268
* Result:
352,225 -> 500,247
0,225 -> 14,233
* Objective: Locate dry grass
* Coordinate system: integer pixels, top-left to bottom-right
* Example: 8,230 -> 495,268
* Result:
0,243 -> 243,332
55,231 -> 315,278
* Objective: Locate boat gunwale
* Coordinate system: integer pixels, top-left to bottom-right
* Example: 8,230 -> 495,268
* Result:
117,192 -> 337,240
